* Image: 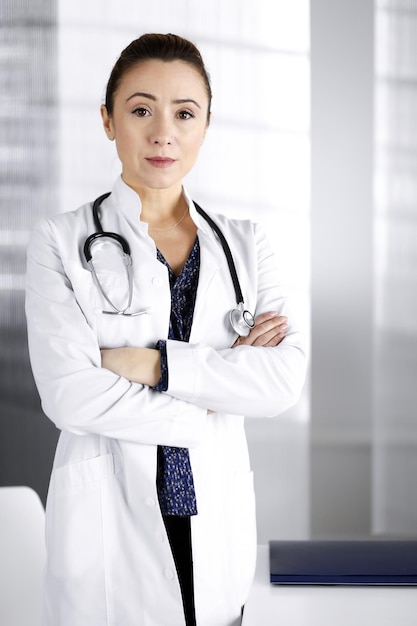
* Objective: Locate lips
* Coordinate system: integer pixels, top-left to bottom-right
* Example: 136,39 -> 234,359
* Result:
146,157 -> 176,168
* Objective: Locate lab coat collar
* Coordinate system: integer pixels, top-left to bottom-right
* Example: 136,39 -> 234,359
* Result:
107,176 -> 144,227
103,175 -> 215,239
183,188 -> 214,238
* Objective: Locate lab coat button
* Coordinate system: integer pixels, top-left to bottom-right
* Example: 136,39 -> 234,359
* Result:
145,497 -> 156,508
152,277 -> 164,288
156,531 -> 165,543
164,568 -> 175,580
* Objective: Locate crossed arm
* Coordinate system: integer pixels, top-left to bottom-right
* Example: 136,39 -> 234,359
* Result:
101,311 -> 289,387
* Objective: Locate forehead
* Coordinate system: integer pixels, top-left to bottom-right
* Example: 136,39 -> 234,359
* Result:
116,59 -> 208,100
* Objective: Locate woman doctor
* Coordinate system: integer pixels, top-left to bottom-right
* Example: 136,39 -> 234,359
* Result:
25,34 -> 306,626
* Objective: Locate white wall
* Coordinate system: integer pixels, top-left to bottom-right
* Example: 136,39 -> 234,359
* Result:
373,0 -> 417,535
311,0 -> 417,539
310,0 -> 374,537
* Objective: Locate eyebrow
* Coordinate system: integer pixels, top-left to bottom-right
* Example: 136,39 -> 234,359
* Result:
126,92 -> 201,109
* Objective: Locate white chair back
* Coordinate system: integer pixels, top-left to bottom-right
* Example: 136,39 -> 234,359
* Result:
0,486 -> 45,626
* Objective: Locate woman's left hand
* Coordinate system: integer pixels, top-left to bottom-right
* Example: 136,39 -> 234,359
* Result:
232,311 -> 288,348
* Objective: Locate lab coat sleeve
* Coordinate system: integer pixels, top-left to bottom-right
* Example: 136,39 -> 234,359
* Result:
25,219 -> 207,447
165,222 -> 307,417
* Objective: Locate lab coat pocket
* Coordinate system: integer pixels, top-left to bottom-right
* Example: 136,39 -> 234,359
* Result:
52,452 -> 115,493
65,264 -> 97,316
47,453 -> 115,579
69,256 -> 131,319
92,268 -> 132,314
232,470 -> 257,604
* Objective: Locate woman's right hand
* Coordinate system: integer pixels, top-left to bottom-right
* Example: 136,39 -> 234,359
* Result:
232,311 -> 288,348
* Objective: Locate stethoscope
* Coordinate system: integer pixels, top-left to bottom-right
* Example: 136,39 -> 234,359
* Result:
83,192 -> 255,336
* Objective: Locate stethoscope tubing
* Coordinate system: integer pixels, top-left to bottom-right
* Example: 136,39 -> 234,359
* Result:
84,193 -> 255,333
193,202 -> 244,306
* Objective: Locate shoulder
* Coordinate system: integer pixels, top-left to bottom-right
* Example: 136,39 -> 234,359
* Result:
27,200 -> 94,266
29,200 -> 94,245
193,201 -> 257,239
193,202 -> 268,255
35,200 -> 93,233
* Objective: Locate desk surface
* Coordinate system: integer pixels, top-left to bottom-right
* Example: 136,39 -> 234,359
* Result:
242,545 -> 417,626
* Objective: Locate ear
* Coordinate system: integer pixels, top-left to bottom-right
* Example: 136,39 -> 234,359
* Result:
101,104 -> 115,140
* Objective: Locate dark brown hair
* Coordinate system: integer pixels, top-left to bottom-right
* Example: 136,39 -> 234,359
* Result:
105,33 -> 212,121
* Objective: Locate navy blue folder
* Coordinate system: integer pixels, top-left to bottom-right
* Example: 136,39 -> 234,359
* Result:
269,540 -> 417,585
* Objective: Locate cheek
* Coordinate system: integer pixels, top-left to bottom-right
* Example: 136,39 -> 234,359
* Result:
184,129 -> 206,157
114,129 -> 139,158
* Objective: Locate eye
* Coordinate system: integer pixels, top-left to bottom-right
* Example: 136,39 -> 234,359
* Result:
177,110 -> 195,120
132,107 -> 150,117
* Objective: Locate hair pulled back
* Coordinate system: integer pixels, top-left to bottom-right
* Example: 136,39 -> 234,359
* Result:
105,33 -> 212,120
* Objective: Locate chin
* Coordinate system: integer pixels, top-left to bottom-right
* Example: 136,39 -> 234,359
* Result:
138,173 -> 184,192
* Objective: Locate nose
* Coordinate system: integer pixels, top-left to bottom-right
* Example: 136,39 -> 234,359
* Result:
149,115 -> 173,146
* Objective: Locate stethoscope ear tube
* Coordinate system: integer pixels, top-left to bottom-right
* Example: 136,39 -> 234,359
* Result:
92,192 -> 111,232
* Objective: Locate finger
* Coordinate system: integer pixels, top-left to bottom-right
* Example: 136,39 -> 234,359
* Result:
253,312 -> 287,327
251,325 -> 288,347
254,314 -> 285,331
232,313 -> 289,347
235,320 -> 288,347
249,318 -> 288,344
262,332 -> 287,348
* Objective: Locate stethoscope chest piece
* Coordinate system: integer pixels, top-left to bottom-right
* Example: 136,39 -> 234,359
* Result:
229,303 -> 255,337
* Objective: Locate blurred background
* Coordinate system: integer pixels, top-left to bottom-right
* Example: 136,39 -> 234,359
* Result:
0,0 -> 416,543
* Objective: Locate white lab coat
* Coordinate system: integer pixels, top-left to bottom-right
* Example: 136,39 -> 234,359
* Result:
25,177 -> 306,626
